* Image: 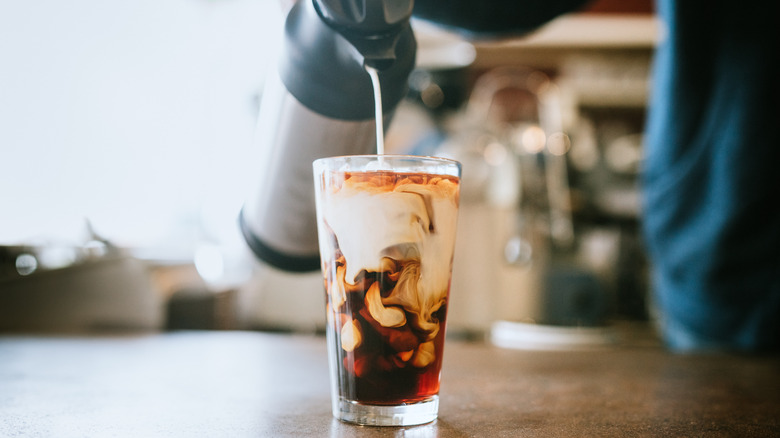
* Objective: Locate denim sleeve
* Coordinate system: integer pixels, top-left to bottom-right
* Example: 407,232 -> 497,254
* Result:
643,0 -> 780,352
412,0 -> 591,38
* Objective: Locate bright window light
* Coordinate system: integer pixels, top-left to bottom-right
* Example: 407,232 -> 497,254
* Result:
0,0 -> 283,260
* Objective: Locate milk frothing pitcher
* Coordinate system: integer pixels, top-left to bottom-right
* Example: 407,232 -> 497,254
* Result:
240,0 -> 416,271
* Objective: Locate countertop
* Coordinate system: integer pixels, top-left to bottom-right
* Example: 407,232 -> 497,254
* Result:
1,329 -> 779,437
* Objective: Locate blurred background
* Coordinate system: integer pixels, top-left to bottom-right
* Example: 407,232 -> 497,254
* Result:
0,0 -> 658,342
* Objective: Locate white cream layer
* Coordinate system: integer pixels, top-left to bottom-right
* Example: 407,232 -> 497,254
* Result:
322,177 -> 459,316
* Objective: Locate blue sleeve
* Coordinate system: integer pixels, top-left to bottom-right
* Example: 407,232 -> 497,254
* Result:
413,0 -> 591,38
643,0 -> 780,352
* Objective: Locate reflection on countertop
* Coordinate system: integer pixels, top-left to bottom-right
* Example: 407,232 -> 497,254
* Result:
1,329 -> 778,437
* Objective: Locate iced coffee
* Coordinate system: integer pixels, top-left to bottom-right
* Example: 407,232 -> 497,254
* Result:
313,155 -> 461,426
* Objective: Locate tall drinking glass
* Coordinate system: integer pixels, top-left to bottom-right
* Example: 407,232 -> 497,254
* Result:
313,155 -> 461,426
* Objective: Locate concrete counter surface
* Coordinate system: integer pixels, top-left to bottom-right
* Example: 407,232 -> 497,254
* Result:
1,330 -> 778,437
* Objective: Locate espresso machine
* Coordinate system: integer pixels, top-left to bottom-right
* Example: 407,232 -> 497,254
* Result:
239,0 -> 417,273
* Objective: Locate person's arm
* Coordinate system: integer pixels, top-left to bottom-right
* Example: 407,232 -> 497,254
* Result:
413,0 -> 592,38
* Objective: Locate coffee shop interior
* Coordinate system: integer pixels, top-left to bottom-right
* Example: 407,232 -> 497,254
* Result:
2,0 -> 778,436
1,0 -> 656,338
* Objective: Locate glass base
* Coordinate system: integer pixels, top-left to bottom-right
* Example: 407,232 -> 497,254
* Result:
334,396 -> 439,426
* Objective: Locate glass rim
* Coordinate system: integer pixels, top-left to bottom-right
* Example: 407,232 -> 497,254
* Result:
312,154 -> 461,170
